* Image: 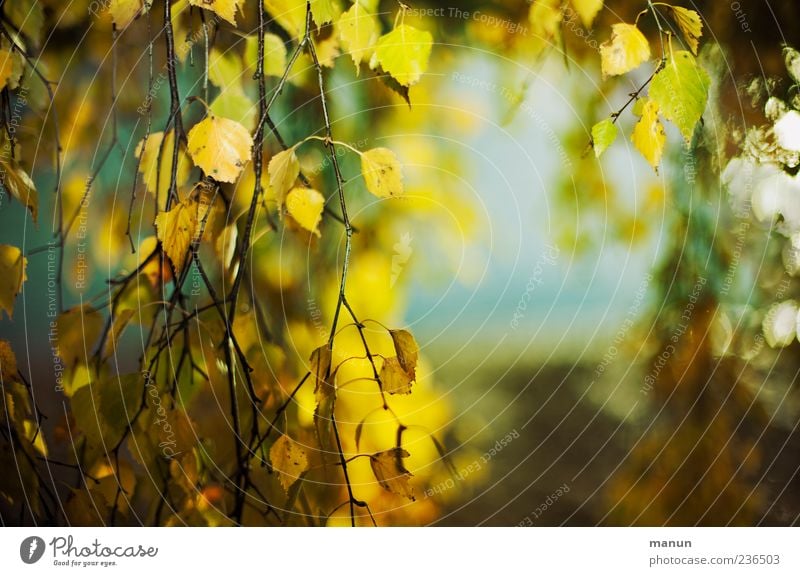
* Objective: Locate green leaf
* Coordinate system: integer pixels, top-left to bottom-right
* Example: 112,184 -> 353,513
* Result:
591,118 -> 618,158
371,24 -> 433,87
648,50 -> 710,143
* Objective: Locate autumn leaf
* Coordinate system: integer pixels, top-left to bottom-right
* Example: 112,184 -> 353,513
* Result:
210,90 -> 256,133
263,0 -> 308,38
208,47 -> 244,93
0,49 -> 13,91
4,0 -> 43,47
311,0 -> 338,26
370,448 -> 415,500
56,305 -> 104,367
286,187 -> 325,236
571,0 -> 603,29
103,309 -> 135,359
71,373 -> 145,449
135,131 -> 191,202
2,44 -> 24,90
311,344 -> 335,451
188,0 -> 245,26
599,23 -> 650,78
361,148 -> 403,197
314,27 -> 342,68
380,356 -> 413,395
339,2 -> 379,70
187,114 -> 253,183
155,197 -> 200,272
268,147 -> 300,204
648,50 -> 710,143
270,435 -> 309,492
0,339 -> 17,382
0,157 -> 38,223
390,329 -> 419,379
529,0 -> 562,42
591,118 -> 618,158
0,244 -> 26,319
244,34 -> 288,78
669,6 -> 703,55
631,99 -> 666,170
310,344 -> 332,396
109,0 -> 147,28
371,24 -> 433,87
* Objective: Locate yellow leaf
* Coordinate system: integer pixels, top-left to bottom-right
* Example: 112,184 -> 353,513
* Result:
24,420 -> 48,456
208,47 -> 243,92
3,42 -> 24,90
0,49 -> 13,90
172,0 -> 193,63
670,6 -> 702,55
599,23 -> 650,78
155,197 -> 200,272
244,33 -> 288,78
109,0 -> 146,28
390,329 -> 418,379
371,24 -> 433,87
314,28 -> 341,68
370,448 -> 415,500
210,90 -> 257,132
56,305 -> 104,368
631,99 -> 666,170
0,244 -> 26,319
103,309 -> 135,359
313,342 -> 335,452
135,131 -> 192,203
188,0 -> 245,26
529,0 -> 562,41
0,157 -> 38,223
71,373 -> 144,450
380,356 -> 413,395
263,0 -> 308,38
187,114 -> 253,183
361,147 -> 403,197
311,0 -> 338,26
269,434 -> 309,491
310,344 -> 332,396
286,187 -> 325,236
4,0 -> 43,47
268,147 -> 300,204
571,0 -> 603,29
338,1 -> 378,69
0,339 -> 18,382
